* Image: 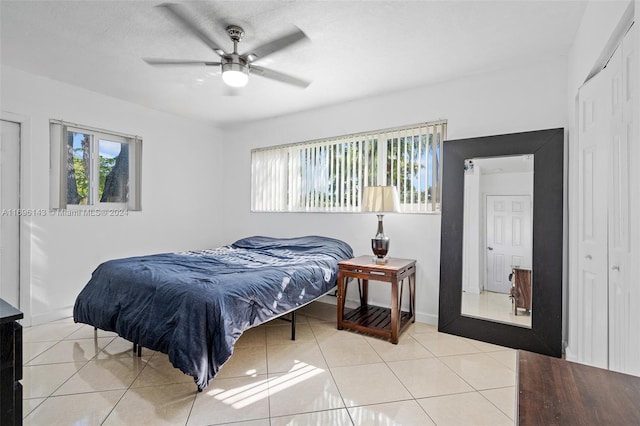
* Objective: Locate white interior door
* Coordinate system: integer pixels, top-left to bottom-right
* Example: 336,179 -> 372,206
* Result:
485,195 -> 532,294
577,61 -> 611,369
0,119 -> 20,308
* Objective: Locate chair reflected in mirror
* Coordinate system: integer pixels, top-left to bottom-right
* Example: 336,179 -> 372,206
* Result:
510,267 -> 532,316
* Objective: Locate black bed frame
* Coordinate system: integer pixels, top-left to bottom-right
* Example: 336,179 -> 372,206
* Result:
98,310 -> 299,359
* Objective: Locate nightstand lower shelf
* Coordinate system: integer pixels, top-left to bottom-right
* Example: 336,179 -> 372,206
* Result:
341,305 -> 413,340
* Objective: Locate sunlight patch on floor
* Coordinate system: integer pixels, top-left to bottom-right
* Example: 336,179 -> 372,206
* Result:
206,361 -> 324,409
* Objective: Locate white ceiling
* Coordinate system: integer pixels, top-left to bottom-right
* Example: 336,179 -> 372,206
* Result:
1,1 -> 587,128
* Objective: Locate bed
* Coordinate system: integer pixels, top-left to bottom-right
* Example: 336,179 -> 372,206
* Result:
73,235 -> 353,390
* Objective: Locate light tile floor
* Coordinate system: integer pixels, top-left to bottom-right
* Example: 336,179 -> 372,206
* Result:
21,302 -> 516,425
461,291 -> 531,328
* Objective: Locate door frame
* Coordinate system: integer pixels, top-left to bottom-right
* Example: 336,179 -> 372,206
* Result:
1,111 -> 32,326
1,119 -> 21,307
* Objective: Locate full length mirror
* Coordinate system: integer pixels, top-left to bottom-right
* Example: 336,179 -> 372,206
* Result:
461,155 -> 534,328
439,128 -> 563,357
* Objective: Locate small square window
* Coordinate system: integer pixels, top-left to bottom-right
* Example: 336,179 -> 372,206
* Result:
51,121 -> 142,211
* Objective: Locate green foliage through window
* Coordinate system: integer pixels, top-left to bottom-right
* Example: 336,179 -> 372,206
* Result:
66,131 -> 130,206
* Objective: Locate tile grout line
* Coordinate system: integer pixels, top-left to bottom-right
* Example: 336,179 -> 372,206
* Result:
417,335 -> 516,423
378,331 -> 439,425
264,325 -> 273,426
94,337 -> 153,425
23,333 -> 118,421
308,316 -> 356,426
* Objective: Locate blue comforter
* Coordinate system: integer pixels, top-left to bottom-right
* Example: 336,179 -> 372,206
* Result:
73,235 -> 353,390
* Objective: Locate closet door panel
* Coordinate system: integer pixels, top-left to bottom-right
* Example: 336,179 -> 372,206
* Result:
608,42 -> 628,373
577,69 -> 611,369
628,22 -> 640,377
619,23 -> 639,376
608,24 -> 638,375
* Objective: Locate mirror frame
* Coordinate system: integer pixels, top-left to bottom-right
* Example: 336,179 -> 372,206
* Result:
438,128 -> 563,357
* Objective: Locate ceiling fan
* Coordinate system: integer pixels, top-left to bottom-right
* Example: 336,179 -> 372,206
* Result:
144,3 -> 311,89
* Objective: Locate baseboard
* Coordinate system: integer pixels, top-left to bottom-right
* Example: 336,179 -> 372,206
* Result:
564,345 -> 577,363
29,306 -> 73,326
317,294 -> 338,305
319,294 -> 438,326
415,312 -> 438,326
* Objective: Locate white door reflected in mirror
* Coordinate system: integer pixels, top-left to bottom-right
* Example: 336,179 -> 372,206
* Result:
461,155 -> 533,328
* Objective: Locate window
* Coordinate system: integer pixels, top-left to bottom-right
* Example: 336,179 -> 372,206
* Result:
50,120 -> 142,210
251,120 -> 446,213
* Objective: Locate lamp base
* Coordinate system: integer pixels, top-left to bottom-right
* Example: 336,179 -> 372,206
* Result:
372,256 -> 389,264
371,236 -> 390,259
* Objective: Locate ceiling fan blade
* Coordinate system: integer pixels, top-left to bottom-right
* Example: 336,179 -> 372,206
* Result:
144,58 -> 221,66
246,27 -> 308,61
250,65 -> 310,88
157,3 -> 226,56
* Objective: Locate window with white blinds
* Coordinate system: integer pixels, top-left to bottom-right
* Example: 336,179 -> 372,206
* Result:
251,120 -> 446,213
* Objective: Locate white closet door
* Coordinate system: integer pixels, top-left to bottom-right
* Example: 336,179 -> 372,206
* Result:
622,22 -> 640,376
577,61 -> 611,369
576,23 -> 638,373
624,23 -> 640,377
609,24 -> 638,374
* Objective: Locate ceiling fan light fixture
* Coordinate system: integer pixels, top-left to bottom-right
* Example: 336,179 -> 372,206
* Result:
147,6 -> 310,89
222,62 -> 249,87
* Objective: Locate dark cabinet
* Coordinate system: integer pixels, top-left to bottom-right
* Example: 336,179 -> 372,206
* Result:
1,298 -> 23,425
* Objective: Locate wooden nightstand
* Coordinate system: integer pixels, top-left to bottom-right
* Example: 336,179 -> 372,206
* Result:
336,256 -> 416,344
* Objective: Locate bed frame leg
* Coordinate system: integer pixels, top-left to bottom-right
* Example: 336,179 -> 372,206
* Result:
132,342 -> 142,357
291,311 -> 296,341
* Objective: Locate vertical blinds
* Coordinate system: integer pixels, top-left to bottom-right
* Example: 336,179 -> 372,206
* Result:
251,120 -> 446,213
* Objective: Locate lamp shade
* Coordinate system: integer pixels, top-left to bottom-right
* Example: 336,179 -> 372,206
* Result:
362,186 -> 401,213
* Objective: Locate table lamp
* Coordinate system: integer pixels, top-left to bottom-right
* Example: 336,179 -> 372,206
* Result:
362,186 -> 401,262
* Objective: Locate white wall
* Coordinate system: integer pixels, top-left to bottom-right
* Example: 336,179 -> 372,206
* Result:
221,58 -> 568,324
567,0 -> 633,102
1,66 -> 225,325
462,168 -> 481,294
